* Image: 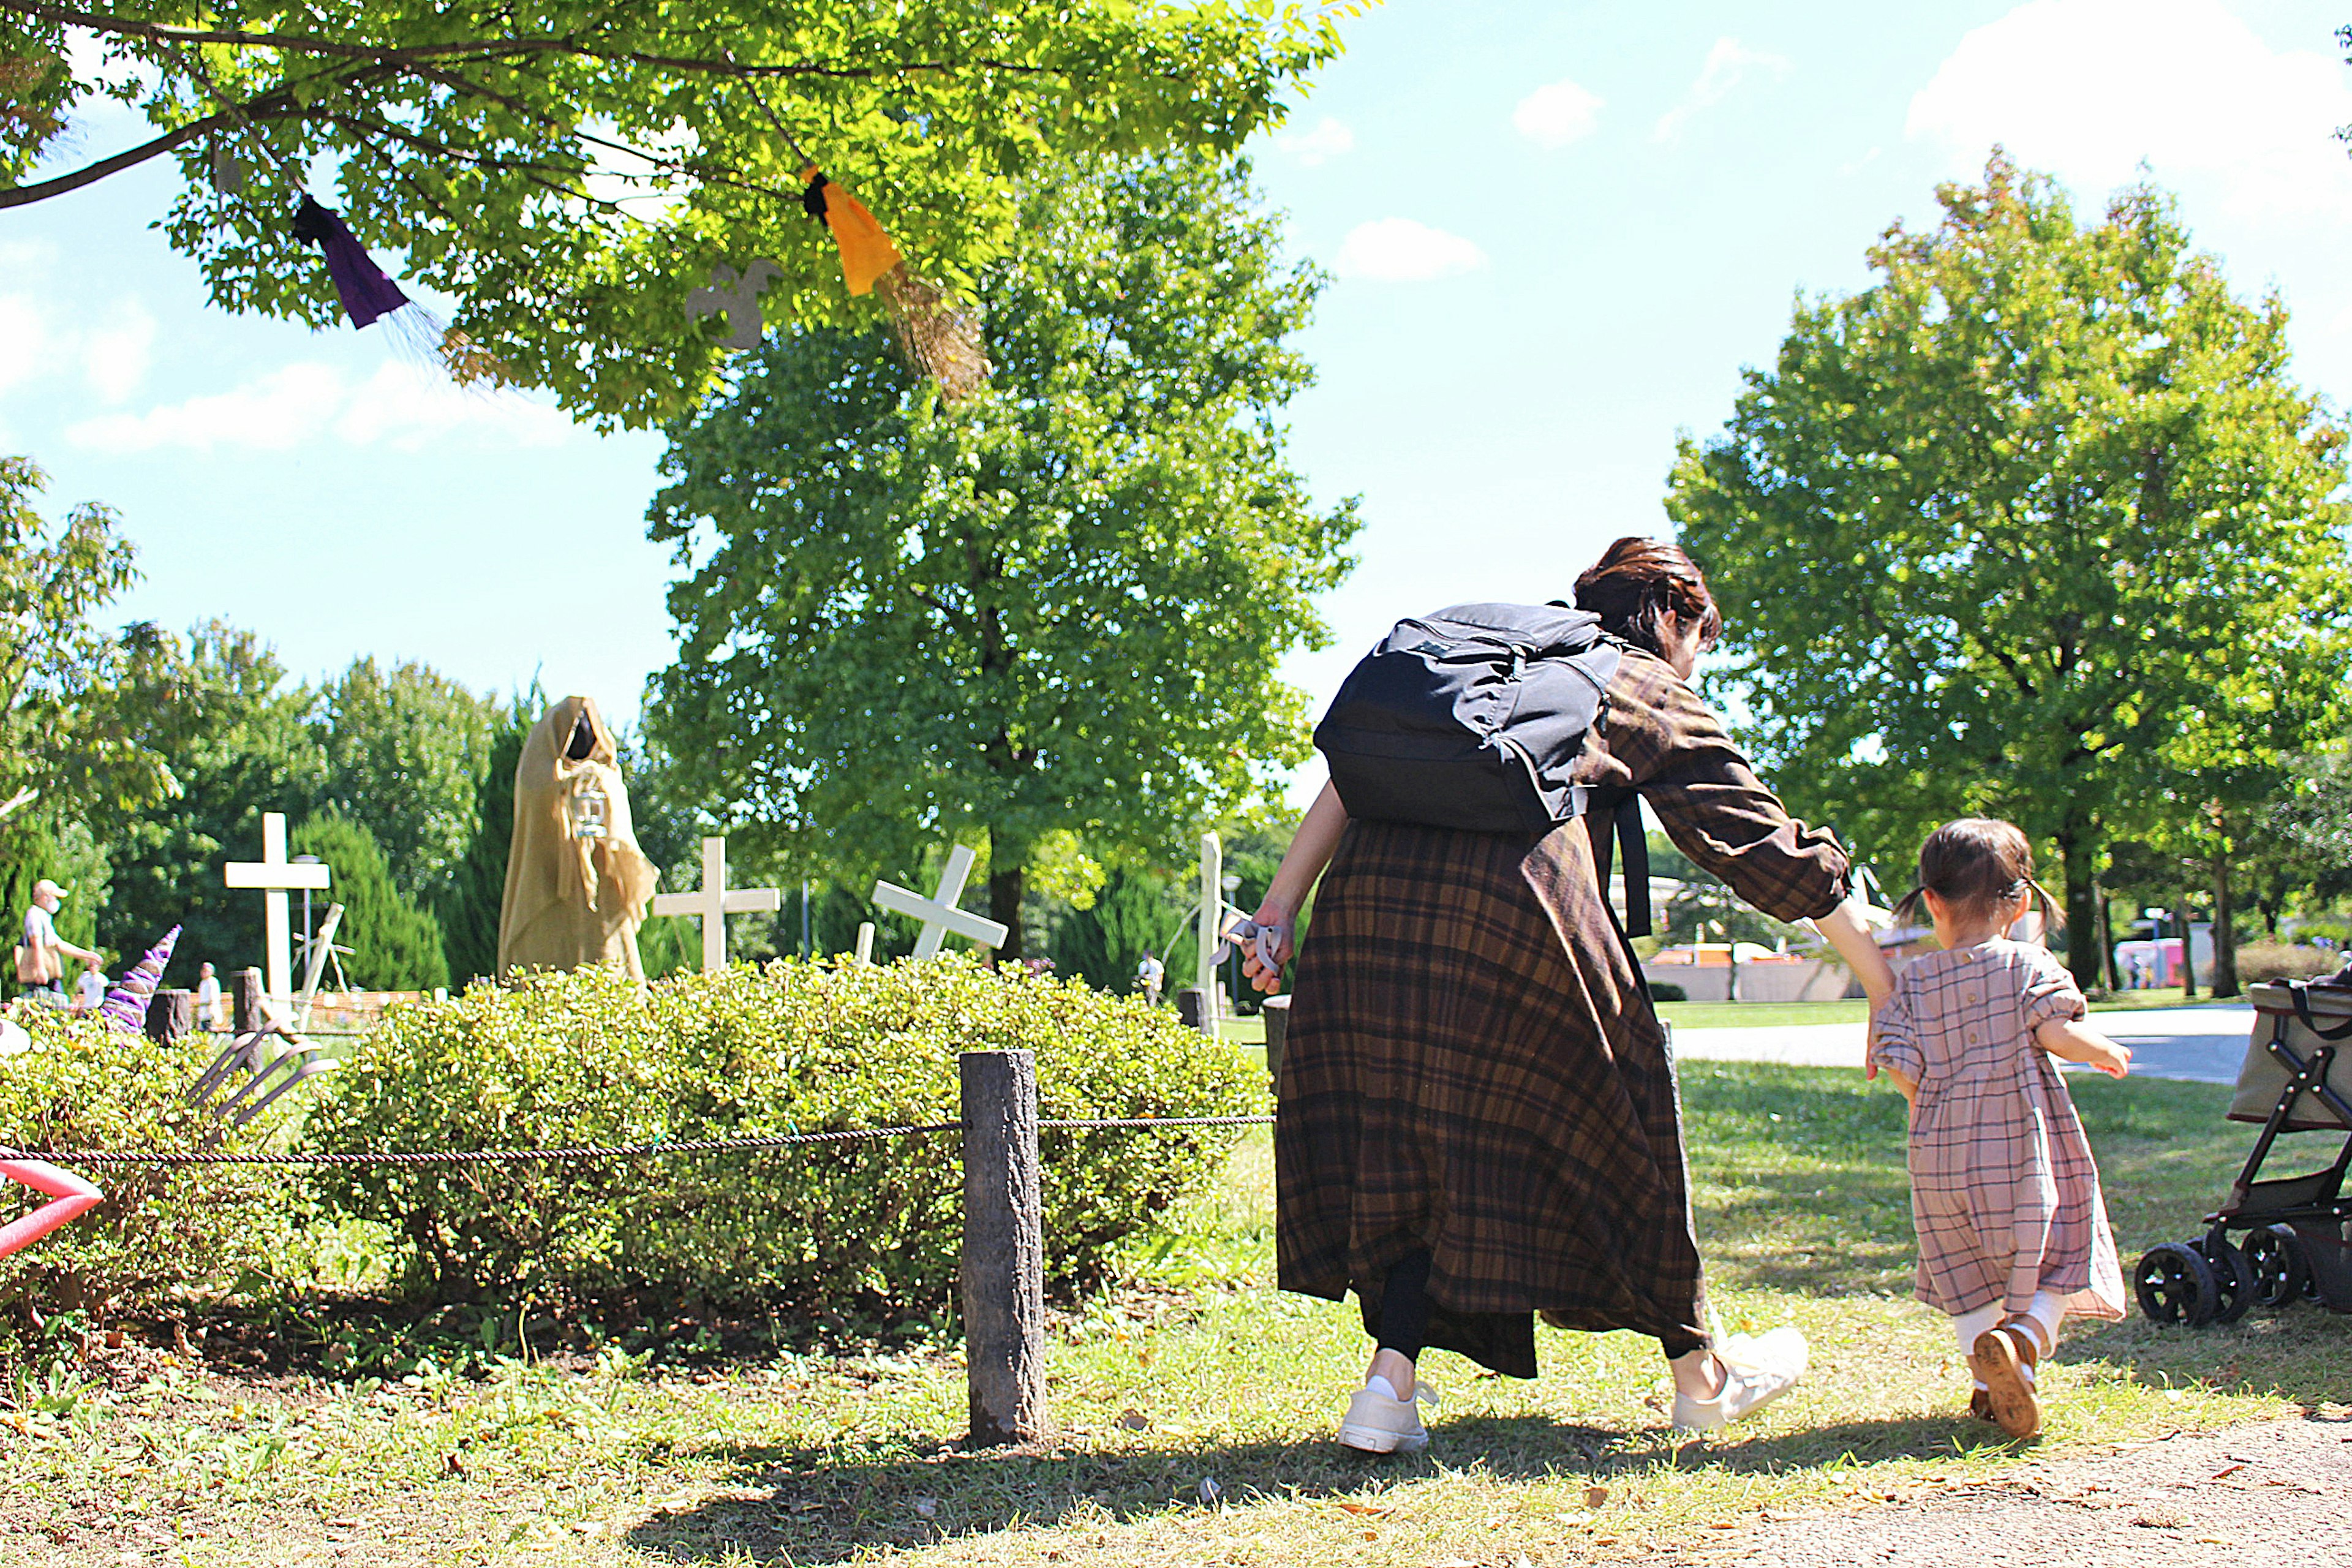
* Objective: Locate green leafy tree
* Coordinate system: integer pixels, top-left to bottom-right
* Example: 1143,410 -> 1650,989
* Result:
96,621 -> 330,975
310,657 -> 502,907
646,150 -> 1359,962
2,1 -> 1345,424
434,696 -> 535,987
1665,154 -> 2352,989
0,456 -> 167,821
291,808 -> 449,990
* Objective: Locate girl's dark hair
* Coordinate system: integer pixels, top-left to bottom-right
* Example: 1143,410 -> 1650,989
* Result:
1573,537 -> 1724,658
1891,818 -> 2062,931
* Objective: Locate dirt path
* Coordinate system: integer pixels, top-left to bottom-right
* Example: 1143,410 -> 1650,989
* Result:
1665,1411 -> 2352,1567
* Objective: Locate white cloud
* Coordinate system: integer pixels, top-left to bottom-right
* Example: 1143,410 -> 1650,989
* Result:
0,297 -> 51,396
1332,218 -> 1488,282
82,299 -> 154,404
65,360 -> 576,455
1654,37 -> 1792,145
1273,115 -> 1355,167
1513,78 -> 1605,150
1907,0 -> 2352,223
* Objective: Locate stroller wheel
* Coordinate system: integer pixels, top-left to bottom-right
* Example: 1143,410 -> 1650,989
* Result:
2242,1226 -> 2309,1311
2198,1232 -> 2257,1325
2135,1242 -> 2218,1326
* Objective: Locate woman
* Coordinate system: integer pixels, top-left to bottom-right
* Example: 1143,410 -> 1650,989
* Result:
1240,538 -> 1895,1450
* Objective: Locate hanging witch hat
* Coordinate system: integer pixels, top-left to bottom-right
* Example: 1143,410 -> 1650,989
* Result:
99,924 -> 179,1035
290,197 -> 507,385
800,168 -> 989,400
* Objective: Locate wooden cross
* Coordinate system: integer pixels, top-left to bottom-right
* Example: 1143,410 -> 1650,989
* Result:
872,844 -> 1009,959
650,836 -> 783,971
224,812 -> 330,1002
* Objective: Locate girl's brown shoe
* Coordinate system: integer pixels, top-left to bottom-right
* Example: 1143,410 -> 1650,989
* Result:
1968,1321 -> 2043,1439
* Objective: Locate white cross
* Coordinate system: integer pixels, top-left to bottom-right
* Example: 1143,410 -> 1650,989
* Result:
650,836 -> 783,971
224,812 -> 331,1002
871,843 -> 1009,959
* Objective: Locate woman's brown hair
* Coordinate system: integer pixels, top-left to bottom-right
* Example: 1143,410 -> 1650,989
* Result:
1573,537 -> 1723,658
1891,818 -> 2062,931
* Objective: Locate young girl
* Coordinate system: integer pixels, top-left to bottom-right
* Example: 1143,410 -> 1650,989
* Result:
1867,819 -> 2130,1439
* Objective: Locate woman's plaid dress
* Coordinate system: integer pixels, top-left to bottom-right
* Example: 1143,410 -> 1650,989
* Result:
1276,649 -> 1852,1377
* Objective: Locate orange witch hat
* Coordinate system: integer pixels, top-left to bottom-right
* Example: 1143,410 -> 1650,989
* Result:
799,167 -> 903,296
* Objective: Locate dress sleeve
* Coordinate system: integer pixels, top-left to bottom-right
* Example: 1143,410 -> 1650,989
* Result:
2021,948 -> 2086,1031
1594,651 -> 1852,924
1868,981 -> 1924,1082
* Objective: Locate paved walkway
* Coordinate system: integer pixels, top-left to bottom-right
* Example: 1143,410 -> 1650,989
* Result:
1673,1004 -> 2261,1085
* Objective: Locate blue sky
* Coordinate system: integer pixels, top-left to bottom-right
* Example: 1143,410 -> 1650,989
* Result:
7,0 -> 2352,757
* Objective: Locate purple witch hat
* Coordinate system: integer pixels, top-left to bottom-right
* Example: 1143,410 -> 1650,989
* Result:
292,196 -> 411,328
99,925 -> 180,1035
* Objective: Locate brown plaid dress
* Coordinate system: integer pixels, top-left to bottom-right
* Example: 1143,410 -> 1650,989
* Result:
1277,649 -> 1852,1377
1867,941 -> 2127,1321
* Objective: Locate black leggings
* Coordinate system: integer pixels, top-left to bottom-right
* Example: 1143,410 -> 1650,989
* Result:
1376,1248 -> 1708,1363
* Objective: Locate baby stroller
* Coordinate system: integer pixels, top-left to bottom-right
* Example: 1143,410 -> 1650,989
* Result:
2135,968 -> 2352,1325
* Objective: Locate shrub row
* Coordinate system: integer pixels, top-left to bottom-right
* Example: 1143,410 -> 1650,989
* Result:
0,1014 -> 286,1336
303,956 -> 1261,1314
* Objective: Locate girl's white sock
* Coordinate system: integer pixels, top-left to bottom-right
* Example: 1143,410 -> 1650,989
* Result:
2022,1291 -> 2064,1357
1951,1303 -> 2002,1390
1367,1374 -> 1404,1403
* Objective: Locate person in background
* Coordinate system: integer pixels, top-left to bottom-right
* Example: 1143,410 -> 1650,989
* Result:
1136,949 -> 1165,1006
17,878 -> 97,1008
194,962 -> 224,1030
71,952 -> 108,1014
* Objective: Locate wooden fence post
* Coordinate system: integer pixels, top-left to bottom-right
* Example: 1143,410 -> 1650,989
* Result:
146,989 -> 195,1045
960,1049 -> 1046,1446
233,967 -> 264,1034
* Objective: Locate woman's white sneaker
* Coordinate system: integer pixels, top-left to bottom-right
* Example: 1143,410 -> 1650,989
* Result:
1338,1376 -> 1439,1455
1670,1326 -> 1808,1434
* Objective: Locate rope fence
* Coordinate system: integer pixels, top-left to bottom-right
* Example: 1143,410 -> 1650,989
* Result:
4,1113 -> 1274,1166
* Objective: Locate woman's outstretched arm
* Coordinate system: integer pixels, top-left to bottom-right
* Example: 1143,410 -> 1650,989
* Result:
1237,780 -> 1347,993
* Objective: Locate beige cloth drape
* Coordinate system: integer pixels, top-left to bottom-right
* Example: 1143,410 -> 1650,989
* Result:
497,696 -> 657,978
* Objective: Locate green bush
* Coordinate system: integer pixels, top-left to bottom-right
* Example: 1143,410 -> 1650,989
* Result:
0,1011 -> 288,1338
304,956 -> 1261,1316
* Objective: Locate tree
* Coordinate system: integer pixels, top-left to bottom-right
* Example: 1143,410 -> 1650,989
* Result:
2,0 -> 1343,424
646,150 -> 1359,962
434,695 -> 534,986
1665,154 -> 2352,989
290,808 -> 448,990
309,657 -> 501,907
0,456 -> 168,821
95,620 -> 330,973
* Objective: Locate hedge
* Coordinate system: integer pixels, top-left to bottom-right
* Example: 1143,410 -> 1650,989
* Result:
303,956 -> 1261,1315
0,1012 -> 287,1338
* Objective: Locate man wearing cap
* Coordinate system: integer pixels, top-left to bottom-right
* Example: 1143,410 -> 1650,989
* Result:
17,879 -> 99,1008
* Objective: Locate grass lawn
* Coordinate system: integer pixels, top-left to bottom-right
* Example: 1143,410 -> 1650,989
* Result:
1655,999 -> 1870,1028
7,1067 -> 2347,1567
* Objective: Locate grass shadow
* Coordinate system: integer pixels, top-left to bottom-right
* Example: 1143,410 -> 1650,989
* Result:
626,1416 -> 1635,1565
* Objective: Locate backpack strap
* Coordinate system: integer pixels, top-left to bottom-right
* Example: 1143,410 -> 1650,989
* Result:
1586,793 -> 1653,940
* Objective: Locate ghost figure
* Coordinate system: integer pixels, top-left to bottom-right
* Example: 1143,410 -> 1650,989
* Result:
687,260 -> 784,350
497,696 -> 658,979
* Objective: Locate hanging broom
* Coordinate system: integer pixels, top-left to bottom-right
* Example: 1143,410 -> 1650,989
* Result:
801,167 -> 989,400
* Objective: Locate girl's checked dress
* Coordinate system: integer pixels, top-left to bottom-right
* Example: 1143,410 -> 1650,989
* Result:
1869,940 -> 2126,1321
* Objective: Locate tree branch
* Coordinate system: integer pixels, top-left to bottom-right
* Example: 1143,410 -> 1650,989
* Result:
0,97 -> 280,208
